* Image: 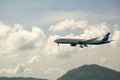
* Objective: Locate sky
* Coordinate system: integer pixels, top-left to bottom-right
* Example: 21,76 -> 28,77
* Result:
0,0 -> 120,80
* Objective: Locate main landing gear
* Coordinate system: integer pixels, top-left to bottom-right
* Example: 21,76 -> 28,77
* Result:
80,45 -> 84,48
80,44 -> 88,48
84,44 -> 88,47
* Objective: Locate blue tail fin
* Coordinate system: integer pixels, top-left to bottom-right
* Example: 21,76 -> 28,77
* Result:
102,32 -> 110,42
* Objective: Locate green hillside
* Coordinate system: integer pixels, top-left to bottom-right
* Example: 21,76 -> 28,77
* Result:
58,64 -> 120,80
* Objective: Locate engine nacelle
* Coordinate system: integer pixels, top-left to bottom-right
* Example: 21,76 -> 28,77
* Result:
70,43 -> 77,46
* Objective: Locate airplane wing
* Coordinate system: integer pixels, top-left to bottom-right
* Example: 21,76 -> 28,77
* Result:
83,37 -> 100,43
82,34 -> 105,44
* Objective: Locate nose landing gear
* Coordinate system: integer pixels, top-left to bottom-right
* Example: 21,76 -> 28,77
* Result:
57,43 -> 59,46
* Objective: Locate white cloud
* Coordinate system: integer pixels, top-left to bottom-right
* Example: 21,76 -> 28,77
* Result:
49,19 -> 88,32
111,26 -> 120,48
80,23 -> 110,38
44,35 -> 59,57
49,19 -> 110,39
0,22 -> 45,54
44,34 -> 77,58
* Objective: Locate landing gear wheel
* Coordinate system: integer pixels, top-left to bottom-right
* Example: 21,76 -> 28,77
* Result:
80,45 -> 84,48
84,44 -> 88,47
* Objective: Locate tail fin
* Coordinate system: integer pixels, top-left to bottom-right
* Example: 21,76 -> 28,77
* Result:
102,32 -> 110,42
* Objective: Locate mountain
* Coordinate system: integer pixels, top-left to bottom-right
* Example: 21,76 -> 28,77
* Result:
0,77 -> 48,80
58,64 -> 120,80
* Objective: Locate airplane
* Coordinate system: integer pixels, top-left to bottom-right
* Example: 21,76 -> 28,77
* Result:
54,32 -> 113,48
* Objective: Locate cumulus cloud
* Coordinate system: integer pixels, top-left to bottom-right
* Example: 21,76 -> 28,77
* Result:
44,35 -> 60,57
49,19 -> 110,39
80,23 -> 110,38
0,22 -> 45,54
44,34 -> 77,58
49,19 -> 88,32
111,26 -> 120,48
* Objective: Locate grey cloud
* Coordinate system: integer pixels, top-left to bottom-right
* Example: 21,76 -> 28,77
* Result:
0,64 -> 28,76
15,64 -> 26,74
